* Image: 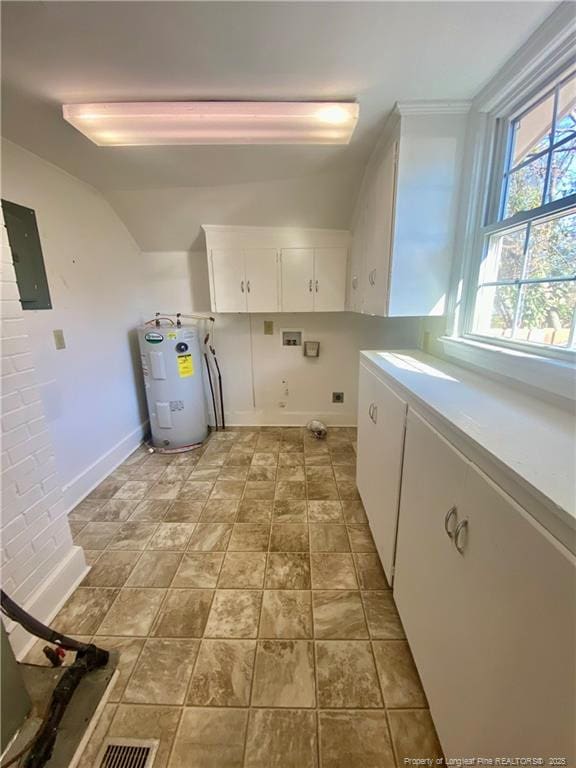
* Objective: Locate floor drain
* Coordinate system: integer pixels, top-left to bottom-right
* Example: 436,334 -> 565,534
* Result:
94,738 -> 159,768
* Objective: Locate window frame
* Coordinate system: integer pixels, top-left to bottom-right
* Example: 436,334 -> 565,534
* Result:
460,67 -> 576,361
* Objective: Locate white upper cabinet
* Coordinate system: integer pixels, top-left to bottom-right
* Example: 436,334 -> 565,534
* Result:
348,103 -> 469,317
281,246 -> 347,312
204,226 -> 349,313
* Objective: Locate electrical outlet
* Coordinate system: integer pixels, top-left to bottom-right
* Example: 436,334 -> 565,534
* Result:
332,392 -> 344,404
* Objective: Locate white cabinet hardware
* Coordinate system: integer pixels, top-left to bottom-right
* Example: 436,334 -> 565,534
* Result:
444,506 -> 457,539
453,518 -> 468,554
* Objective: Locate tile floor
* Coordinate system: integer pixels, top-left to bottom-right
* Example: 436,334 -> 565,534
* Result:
30,427 -> 442,767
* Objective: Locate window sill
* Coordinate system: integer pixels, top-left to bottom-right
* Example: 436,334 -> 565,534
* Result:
439,335 -> 576,406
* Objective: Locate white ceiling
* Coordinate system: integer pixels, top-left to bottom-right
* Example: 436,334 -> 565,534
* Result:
0,1 -> 557,249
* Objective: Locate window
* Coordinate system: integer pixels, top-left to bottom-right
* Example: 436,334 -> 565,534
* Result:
1,199 -> 52,310
467,70 -> 575,353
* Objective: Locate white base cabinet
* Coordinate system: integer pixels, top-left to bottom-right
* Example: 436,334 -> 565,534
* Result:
394,411 -> 576,760
356,362 -> 407,583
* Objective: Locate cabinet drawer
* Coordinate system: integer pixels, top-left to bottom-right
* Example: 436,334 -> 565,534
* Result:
356,364 -> 407,582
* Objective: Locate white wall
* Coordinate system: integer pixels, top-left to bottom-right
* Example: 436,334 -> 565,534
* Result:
141,250 -> 423,425
1,207 -> 87,657
1,140 -> 149,510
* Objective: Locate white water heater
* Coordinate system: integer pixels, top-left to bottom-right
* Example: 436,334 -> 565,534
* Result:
138,324 -> 208,449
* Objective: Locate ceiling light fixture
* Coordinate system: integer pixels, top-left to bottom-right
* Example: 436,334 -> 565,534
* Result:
62,101 -> 359,146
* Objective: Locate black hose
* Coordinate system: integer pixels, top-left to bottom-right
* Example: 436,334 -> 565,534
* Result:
210,346 -> 225,431
204,352 -> 218,431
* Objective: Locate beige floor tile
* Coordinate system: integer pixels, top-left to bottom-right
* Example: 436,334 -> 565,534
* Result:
315,640 -> 383,708
353,553 -> 389,589
273,500 -> 307,522
275,480 -> 306,500
69,498 -> 104,521
307,501 -> 343,522
83,550 -> 102,566
309,524 -> 350,552
147,522 -> 195,550
94,636 -> 145,702
307,480 -> 339,500
270,523 -> 309,552
123,637 -> 199,705
200,499 -> 239,523
87,478 -> 125,500
304,453 -> 332,466
244,480 -> 275,499
160,464 -> 195,483
312,591 -> 368,639
259,590 -> 313,638
113,480 -> 153,500
227,523 -> 270,551
219,466 -> 249,481
82,551 -> 140,587
252,640 -> 315,707
108,522 -> 158,550
265,553 -> 311,589
191,467 -> 222,481
147,481 -> 182,500
164,500 -> 204,522
244,709 -> 317,768
362,591 -> 405,639
70,521 -> 87,537
127,499 -> 170,522
248,466 -> 277,482
318,711 -> 395,768
53,587 -> 118,634
276,465 -> 305,481
372,640 -> 427,708
152,588 -> 213,637
387,709 -> 443,762
305,466 -> 334,481
196,453 -> 227,467
187,639 -> 256,706
178,479 -> 214,500
187,523 -> 232,551
337,480 -> 361,500
95,588 -> 165,636
172,552 -> 224,588
225,452 -> 252,467
237,499 -> 273,523
210,480 -> 246,499
74,522 -> 122,550
311,554 -> 358,589
218,551 -> 267,588
92,499 -> 139,522
332,465 -> 356,481
125,551 -> 182,587
347,524 -> 377,552
169,708 -> 248,768
204,590 -> 262,638
129,464 -> 167,482
341,500 -> 368,524
278,453 -> 304,467
330,447 -> 357,465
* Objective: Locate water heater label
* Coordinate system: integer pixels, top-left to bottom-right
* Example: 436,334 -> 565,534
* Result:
145,332 -> 164,344
167,332 -> 177,340
177,354 -> 194,378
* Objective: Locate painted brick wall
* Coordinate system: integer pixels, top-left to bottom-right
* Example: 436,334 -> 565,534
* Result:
1,209 -> 83,633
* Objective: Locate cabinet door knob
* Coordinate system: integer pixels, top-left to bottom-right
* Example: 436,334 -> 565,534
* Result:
444,506 -> 457,539
368,403 -> 374,420
241,280 -> 245,293
309,279 -> 313,292
372,269 -> 377,285
372,405 -> 378,423
454,519 -> 468,554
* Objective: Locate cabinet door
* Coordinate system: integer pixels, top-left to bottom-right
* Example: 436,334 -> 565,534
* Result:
313,247 -> 347,311
245,249 -> 279,313
348,208 -> 366,312
356,364 -> 407,582
280,248 -> 314,311
393,411 -> 470,740
440,465 -> 576,759
210,249 -> 246,312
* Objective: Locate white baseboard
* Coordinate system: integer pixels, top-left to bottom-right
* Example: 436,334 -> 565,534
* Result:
224,410 -> 357,427
62,421 -> 148,513
7,546 -> 89,659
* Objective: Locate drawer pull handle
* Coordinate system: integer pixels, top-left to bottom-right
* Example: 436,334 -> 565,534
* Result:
372,404 -> 378,423
309,279 -> 313,292
241,280 -> 245,293
454,519 -> 468,554
368,403 -> 374,420
315,279 -> 319,293
247,280 -> 251,293
444,506 -> 457,539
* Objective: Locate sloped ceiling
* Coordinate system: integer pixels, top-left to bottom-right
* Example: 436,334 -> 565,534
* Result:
1,1 -> 556,250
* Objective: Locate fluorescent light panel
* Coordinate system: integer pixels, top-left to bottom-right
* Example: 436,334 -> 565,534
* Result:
62,101 -> 359,146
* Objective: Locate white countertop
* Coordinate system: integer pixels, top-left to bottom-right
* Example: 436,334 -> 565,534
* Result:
361,350 -> 576,553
